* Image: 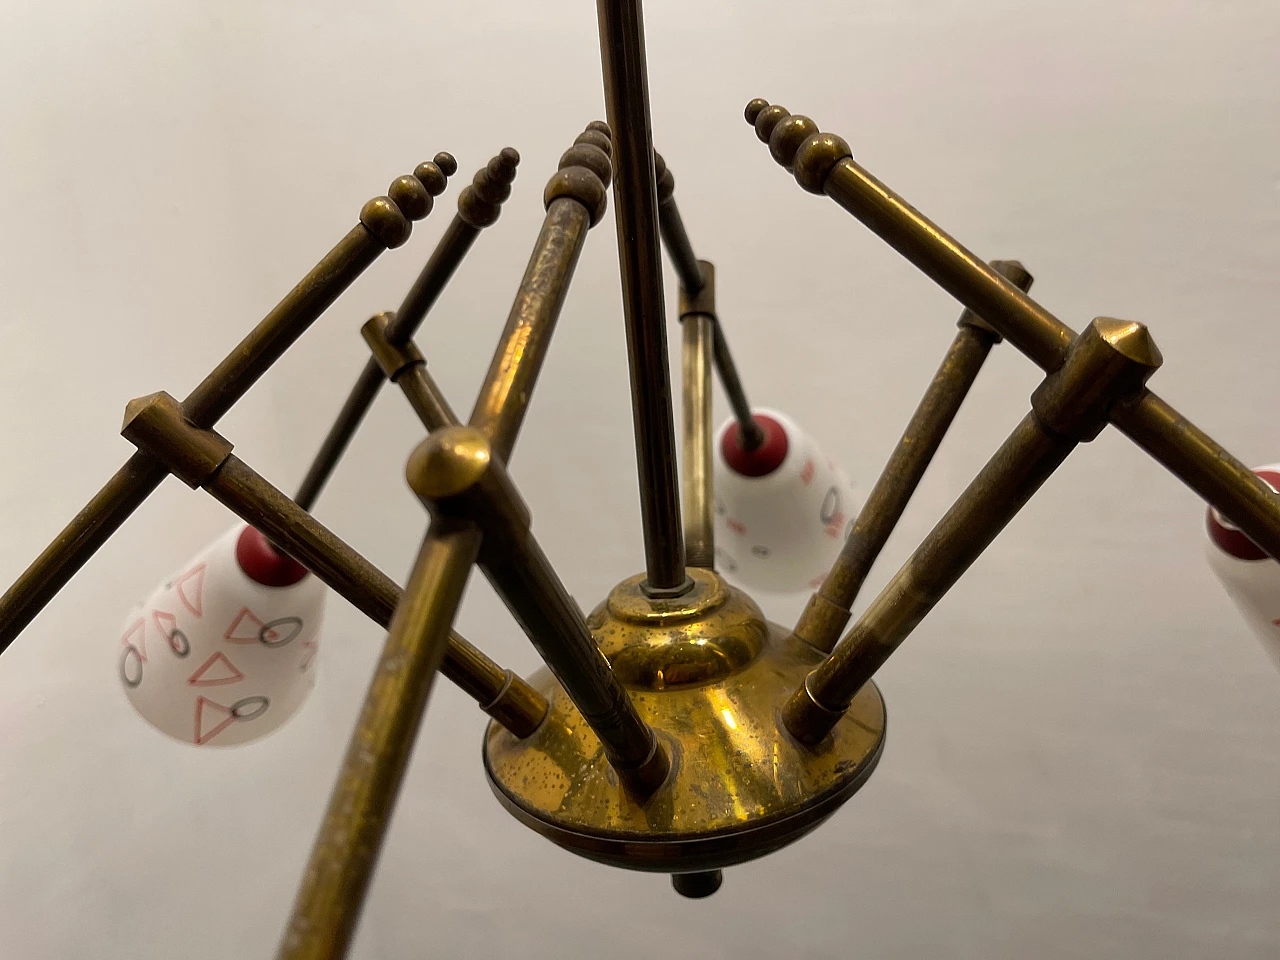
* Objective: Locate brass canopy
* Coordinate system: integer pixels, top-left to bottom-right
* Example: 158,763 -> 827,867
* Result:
484,569 -> 886,873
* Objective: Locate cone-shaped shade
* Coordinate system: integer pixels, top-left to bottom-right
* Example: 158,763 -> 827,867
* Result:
117,524 -> 326,746
713,409 -> 859,593
1204,462 -> 1280,672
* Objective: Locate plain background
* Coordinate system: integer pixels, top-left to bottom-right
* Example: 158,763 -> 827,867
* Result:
2,0 -> 1279,957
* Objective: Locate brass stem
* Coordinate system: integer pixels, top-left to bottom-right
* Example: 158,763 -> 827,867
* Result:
277,519 -> 481,960
468,196 -> 592,463
681,310 -> 715,569
294,150 -> 520,510
597,0 -> 688,594
793,260 -> 1033,654
0,200 -> 406,653
654,152 -> 764,452
783,318 -> 1164,744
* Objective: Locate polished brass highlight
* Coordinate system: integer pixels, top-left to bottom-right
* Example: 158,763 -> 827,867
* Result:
469,126 -> 612,463
485,567 -> 885,874
793,260 -> 1034,654
0,163 -> 450,652
278,519 -> 481,960
783,318 -> 1164,744
655,152 -> 763,452
115,391 -> 546,738
597,0 -> 688,594
680,266 -> 715,569
746,99 -> 1280,566
294,150 -> 517,511
408,426 -> 670,798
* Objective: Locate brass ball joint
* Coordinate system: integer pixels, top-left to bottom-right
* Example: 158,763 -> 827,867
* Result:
3,1 -> 1280,947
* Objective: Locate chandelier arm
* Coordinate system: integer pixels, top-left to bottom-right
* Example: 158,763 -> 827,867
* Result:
793,260 -> 1034,655
747,100 -> 1280,567
118,391 -> 547,737
469,125 -> 611,462
362,312 -> 461,430
597,0 -> 689,595
679,261 -> 716,568
782,317 -> 1165,744
0,165 -> 457,655
653,152 -> 765,452
294,150 -> 520,511
278,517 -> 482,960
409,426 -> 671,799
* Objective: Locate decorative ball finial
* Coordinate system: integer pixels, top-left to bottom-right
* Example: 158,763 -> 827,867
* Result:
433,151 -> 458,177
544,123 -> 615,226
744,98 -> 770,125
414,160 -> 450,198
769,114 -> 820,171
359,196 -> 412,248
792,131 -> 853,194
457,148 -> 522,228
753,103 -> 792,144
388,174 -> 433,221
653,150 -> 675,204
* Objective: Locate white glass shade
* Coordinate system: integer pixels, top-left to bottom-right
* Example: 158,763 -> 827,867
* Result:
117,524 -> 325,745
713,408 -> 859,593
1204,462 -> 1280,672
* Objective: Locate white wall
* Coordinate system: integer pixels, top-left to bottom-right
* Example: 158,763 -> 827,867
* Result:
1,0 -> 1279,956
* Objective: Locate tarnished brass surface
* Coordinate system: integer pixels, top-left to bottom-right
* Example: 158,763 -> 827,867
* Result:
470,126 -> 609,464
0,171 -> 425,650
793,260 -> 1034,654
785,318 -> 1164,744
485,568 -> 885,872
294,151 -> 519,512
598,0 -> 688,593
278,520 -> 480,960
681,309 -> 715,569
361,312 -> 424,382
409,426 -> 669,797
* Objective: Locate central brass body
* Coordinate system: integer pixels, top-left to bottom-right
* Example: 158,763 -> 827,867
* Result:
484,569 -> 886,873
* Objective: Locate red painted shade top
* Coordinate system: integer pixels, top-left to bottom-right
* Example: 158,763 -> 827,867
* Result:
720,414 -> 789,478
235,525 -> 309,586
1205,469 -> 1280,562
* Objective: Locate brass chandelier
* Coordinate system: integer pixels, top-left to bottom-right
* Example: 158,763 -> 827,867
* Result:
3,2 -> 1280,958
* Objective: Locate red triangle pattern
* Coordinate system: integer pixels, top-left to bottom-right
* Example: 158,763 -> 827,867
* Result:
299,639 -> 317,672
176,563 -> 206,617
193,696 -> 236,745
121,617 -> 146,662
152,609 -> 177,642
224,607 -> 268,644
800,459 -> 815,485
187,651 -> 246,687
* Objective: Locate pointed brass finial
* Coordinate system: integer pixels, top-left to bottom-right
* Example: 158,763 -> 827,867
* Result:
457,147 -> 522,228
544,122 -> 615,226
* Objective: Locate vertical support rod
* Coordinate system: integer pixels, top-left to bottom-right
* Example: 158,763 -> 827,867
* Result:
793,260 -> 1033,653
596,0 -> 688,594
277,520 -> 481,960
654,152 -> 764,451
679,262 -> 716,568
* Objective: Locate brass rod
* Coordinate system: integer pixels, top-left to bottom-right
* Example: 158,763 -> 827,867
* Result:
408,426 -> 670,798
1111,393 -> 1280,564
398,363 -> 459,433
0,190 -> 417,653
782,318 -> 1163,745
681,313 -> 715,568
597,0 -> 688,594
654,152 -> 764,451
745,102 -> 1280,567
278,519 -> 481,960
793,261 -> 1033,654
468,195 -> 593,463
292,150 -> 519,509
209,456 -> 546,738
0,453 -> 168,652
293,359 -> 384,512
